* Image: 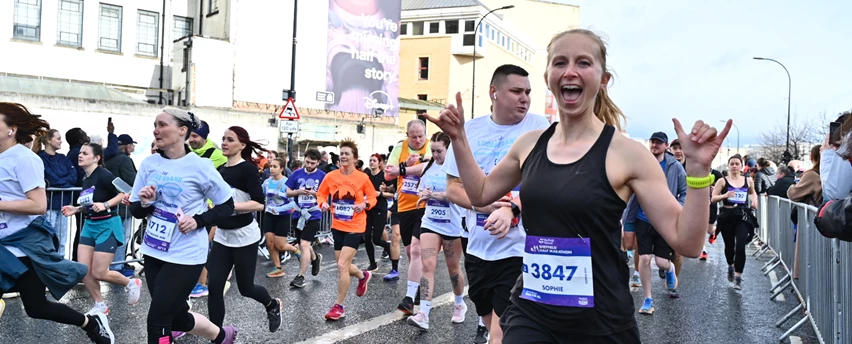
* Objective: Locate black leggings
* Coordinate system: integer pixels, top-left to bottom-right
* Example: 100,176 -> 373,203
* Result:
207,240 -> 272,327
718,215 -> 753,274
0,257 -> 85,328
364,207 -> 391,265
144,255 -> 204,344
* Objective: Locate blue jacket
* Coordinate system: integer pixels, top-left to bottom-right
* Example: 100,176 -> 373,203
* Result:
37,150 -> 78,210
624,153 -> 687,223
0,216 -> 87,299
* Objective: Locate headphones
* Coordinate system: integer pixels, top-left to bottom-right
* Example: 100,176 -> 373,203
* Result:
492,93 -> 497,100
7,130 -> 11,136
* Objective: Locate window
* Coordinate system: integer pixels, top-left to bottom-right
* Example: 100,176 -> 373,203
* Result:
13,0 -> 42,41
98,4 -> 122,52
429,22 -> 439,34
208,0 -> 218,13
445,20 -> 459,34
173,16 -> 192,39
462,33 -> 474,46
400,23 -> 407,35
418,57 -> 429,80
412,21 -> 424,35
57,0 -> 83,47
136,10 -> 159,56
417,94 -> 428,101
464,20 -> 474,32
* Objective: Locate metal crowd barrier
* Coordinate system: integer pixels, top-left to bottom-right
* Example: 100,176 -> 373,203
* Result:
754,195 -> 850,344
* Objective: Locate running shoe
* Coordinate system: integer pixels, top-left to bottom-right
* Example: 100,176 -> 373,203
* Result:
266,267 -> 285,278
733,276 -> 743,290
126,278 -> 142,305
473,325 -> 489,344
267,298 -> 282,333
86,303 -> 109,316
2,292 -> 19,299
381,248 -> 390,259
290,275 -> 306,288
311,253 -> 322,276
638,298 -> 654,315
407,311 -> 429,330
727,265 -> 735,282
85,312 -> 114,344
190,283 -> 209,298
293,247 -> 302,261
665,268 -> 678,292
668,289 -> 680,299
220,326 -> 239,344
366,262 -> 378,272
0,299 -> 5,320
325,304 -> 345,321
398,296 -> 414,315
626,250 -> 634,260
708,233 -> 717,244
658,269 -> 666,279
699,251 -> 708,260
171,331 -> 186,340
384,269 -> 400,281
630,274 -> 641,287
451,303 -> 468,324
356,271 -> 372,297
119,265 -> 135,278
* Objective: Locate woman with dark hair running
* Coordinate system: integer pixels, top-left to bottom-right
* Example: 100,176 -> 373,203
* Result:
61,143 -> 142,315
427,29 -> 730,343
363,153 -> 394,271
129,108 -> 238,344
0,102 -> 114,343
711,154 -> 758,290
207,126 -> 283,333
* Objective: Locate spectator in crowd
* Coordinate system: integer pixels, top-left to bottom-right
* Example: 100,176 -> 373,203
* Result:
324,152 -> 340,173
261,151 -> 292,180
36,129 -> 78,259
66,128 -> 89,187
105,134 -> 138,277
187,120 -> 227,168
318,151 -> 330,172
754,157 -> 776,194
744,158 -> 757,178
356,159 -> 365,171
767,166 -> 796,199
787,145 -> 823,207
150,141 -> 157,154
291,160 -> 303,170
820,112 -> 852,201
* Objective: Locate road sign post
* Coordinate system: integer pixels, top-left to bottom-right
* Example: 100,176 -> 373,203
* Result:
279,97 -> 300,168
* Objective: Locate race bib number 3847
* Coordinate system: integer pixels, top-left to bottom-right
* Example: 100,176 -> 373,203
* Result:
520,236 -> 594,308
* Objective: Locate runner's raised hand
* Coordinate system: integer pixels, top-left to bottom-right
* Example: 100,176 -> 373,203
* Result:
423,92 -> 466,140
673,119 -> 732,174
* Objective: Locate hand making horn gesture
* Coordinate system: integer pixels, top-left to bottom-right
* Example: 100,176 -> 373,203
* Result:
423,92 -> 466,141
673,118 -> 733,172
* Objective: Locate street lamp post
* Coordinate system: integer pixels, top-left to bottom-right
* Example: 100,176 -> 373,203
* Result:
753,57 -> 792,162
721,120 -> 740,154
471,5 -> 514,119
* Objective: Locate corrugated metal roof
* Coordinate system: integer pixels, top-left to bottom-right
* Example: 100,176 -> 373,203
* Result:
402,0 -> 486,11
0,76 -> 144,103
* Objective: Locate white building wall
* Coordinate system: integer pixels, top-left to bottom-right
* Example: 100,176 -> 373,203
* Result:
0,0 -> 194,96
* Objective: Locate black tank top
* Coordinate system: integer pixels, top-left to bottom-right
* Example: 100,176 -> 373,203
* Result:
721,177 -> 750,208
511,123 -> 635,335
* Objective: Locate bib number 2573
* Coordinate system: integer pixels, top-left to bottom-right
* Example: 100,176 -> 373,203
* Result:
521,235 -> 594,308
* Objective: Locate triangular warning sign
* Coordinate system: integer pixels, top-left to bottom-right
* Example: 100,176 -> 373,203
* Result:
278,98 -> 300,120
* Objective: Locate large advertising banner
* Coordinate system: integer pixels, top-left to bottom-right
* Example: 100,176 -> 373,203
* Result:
325,0 -> 401,117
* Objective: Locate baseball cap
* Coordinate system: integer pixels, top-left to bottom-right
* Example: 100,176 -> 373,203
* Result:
649,132 -> 668,143
670,139 -> 680,147
117,134 -> 137,145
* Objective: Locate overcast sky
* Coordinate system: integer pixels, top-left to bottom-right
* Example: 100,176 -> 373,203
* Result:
548,0 -> 852,146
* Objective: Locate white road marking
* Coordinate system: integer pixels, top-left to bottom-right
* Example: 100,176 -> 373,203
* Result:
295,286 -> 469,344
768,270 -> 785,302
789,335 -> 803,344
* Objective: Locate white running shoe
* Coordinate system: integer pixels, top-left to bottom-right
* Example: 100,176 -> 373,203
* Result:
451,303 -> 468,324
406,311 -> 429,330
86,303 -> 109,316
126,278 -> 142,305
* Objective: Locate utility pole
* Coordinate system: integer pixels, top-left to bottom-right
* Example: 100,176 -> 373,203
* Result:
283,0 -> 298,168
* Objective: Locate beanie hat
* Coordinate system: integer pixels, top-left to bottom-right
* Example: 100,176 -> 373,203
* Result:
193,121 -> 210,140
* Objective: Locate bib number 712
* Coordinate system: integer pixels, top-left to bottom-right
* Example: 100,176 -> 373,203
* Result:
525,263 -> 578,282
148,220 -> 168,234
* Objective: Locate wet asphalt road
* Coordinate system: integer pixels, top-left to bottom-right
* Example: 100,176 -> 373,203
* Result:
0,237 -> 816,343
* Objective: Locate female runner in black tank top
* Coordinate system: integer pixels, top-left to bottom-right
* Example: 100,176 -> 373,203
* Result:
425,29 -> 733,343
711,154 -> 758,289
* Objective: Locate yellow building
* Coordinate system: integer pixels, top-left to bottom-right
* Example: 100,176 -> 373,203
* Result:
398,0 -> 581,133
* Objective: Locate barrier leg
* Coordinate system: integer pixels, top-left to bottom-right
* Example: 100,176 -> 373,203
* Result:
778,316 -> 809,343
754,244 -> 771,258
763,259 -> 783,276
770,274 -> 791,291
770,280 -> 791,301
776,303 -> 803,327
762,255 -> 780,272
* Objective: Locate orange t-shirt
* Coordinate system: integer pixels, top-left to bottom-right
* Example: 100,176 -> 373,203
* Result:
316,169 -> 378,233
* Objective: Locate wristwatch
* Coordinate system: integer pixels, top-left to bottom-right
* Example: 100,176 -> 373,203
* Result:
103,202 -> 110,211
510,202 -> 520,218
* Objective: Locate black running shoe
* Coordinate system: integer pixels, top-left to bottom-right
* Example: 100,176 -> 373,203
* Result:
397,296 -> 414,315
381,248 -> 390,259
85,313 -> 114,344
473,325 -> 489,344
311,253 -> 322,276
367,262 -> 378,272
267,298 -> 282,332
290,275 -> 306,289
658,269 -> 666,279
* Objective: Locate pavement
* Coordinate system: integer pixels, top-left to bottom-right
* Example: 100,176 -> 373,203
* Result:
0,235 -> 817,343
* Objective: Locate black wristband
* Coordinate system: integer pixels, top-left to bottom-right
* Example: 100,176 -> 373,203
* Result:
399,162 -> 407,176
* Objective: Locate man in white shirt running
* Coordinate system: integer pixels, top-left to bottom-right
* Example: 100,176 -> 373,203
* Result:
440,64 -> 551,344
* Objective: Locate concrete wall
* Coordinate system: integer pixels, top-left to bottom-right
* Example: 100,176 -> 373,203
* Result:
0,93 -> 403,167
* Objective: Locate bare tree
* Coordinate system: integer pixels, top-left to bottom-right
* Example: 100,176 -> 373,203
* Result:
756,114 -> 822,164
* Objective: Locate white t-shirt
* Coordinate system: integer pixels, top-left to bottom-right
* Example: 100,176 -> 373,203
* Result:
130,151 -> 232,265
0,145 -> 46,257
214,187 -> 261,248
442,113 -> 550,261
418,162 -> 463,237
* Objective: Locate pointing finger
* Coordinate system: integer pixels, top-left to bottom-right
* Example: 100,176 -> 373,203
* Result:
716,119 -> 733,143
672,118 -> 687,138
